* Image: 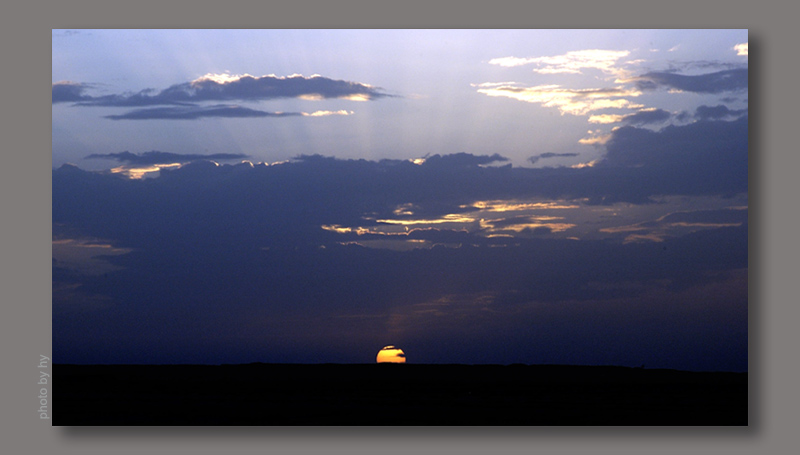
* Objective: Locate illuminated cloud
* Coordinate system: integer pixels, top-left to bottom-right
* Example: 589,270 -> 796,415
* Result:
393,203 -> 416,216
588,114 -> 626,124
489,49 -> 632,77
301,110 -> 354,117
111,163 -> 182,179
321,225 -> 374,236
88,153 -> 252,179
149,72 -> 392,103
578,132 -> 613,146
570,160 -> 599,169
468,200 -> 580,211
56,73 -> 392,108
475,83 -> 643,116
374,214 -> 477,226
85,151 -> 248,165
734,43 -> 748,56
480,216 -> 575,234
321,196 -> 587,247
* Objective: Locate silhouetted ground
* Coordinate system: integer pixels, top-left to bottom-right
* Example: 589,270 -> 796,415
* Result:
53,363 -> 747,426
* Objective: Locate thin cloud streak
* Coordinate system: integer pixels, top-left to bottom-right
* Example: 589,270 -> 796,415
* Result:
104,105 -> 302,120
631,68 -> 748,94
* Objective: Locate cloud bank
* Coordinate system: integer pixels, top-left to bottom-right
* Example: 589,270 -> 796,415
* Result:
85,151 -> 249,165
53,73 -> 390,121
52,136 -> 748,368
54,73 -> 392,107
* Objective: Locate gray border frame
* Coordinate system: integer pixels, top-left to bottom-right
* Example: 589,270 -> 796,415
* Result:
3,0 -> 794,453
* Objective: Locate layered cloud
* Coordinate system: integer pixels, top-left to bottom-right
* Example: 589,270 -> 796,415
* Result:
53,73 -> 389,121
479,49 -> 748,136
693,104 -> 748,121
85,151 -> 249,165
599,207 -> 748,243
632,68 -> 748,94
104,105 -> 302,120
56,116 -> 747,236
54,73 -> 391,106
83,151 -> 251,179
103,105 -> 355,121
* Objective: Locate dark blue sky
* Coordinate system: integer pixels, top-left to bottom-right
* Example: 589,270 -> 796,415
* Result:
52,30 -> 748,370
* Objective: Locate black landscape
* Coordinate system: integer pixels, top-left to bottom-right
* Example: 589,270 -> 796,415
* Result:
53,363 -> 746,426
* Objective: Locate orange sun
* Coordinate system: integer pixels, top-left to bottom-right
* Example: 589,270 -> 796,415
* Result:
376,345 -> 406,363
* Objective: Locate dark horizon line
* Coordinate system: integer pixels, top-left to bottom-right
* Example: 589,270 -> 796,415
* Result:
52,362 -> 747,373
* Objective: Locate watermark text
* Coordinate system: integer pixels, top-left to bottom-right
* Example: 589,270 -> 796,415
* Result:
38,355 -> 49,420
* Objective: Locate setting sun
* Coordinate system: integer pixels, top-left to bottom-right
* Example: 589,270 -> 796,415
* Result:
376,346 -> 406,363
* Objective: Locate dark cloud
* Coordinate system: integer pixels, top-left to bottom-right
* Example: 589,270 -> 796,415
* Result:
528,152 -> 579,165
53,130 -> 747,250
621,108 -> 672,126
594,116 -> 748,202
694,105 -> 748,121
104,105 -> 302,120
53,122 -> 747,369
85,151 -> 249,165
52,82 -> 94,103
661,60 -> 746,74
55,116 -> 747,241
674,111 -> 693,122
62,74 -> 392,107
635,68 -> 748,94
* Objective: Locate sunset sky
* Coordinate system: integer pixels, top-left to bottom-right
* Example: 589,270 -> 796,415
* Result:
52,29 -> 748,370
